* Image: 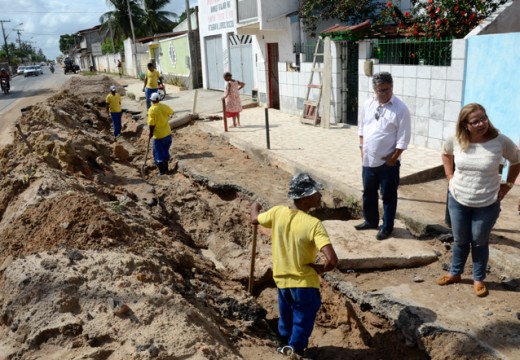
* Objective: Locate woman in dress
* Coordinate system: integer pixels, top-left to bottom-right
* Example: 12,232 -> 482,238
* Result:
437,103 -> 520,297
222,72 -> 245,127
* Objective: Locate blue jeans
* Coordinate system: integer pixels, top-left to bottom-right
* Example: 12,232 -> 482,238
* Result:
110,112 -> 122,136
152,134 -> 172,165
448,193 -> 500,281
361,161 -> 400,233
278,288 -> 321,353
145,87 -> 158,109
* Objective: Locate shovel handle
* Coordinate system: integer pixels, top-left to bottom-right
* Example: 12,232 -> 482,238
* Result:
248,224 -> 258,294
141,137 -> 151,178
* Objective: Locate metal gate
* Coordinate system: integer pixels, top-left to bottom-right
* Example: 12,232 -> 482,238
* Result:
205,35 -> 224,90
229,35 -> 253,95
341,42 -> 359,125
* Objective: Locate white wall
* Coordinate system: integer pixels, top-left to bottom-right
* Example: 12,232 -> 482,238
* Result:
358,39 -> 466,150
94,53 -> 122,74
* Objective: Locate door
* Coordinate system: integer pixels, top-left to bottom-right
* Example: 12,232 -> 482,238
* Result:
229,34 -> 253,95
341,41 -> 359,125
267,43 -> 280,109
205,35 -> 224,90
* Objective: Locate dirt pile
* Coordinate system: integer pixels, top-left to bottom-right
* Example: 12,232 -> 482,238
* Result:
0,76 -> 267,360
0,76 -> 437,360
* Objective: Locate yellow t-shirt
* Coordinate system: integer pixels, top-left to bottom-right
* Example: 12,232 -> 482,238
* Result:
147,102 -> 174,139
146,69 -> 160,89
105,93 -> 122,113
257,205 -> 331,289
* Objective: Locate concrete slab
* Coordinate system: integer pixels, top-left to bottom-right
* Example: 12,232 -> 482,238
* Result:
325,220 -> 439,270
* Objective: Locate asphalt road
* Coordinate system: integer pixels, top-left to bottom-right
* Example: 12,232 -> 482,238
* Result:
0,66 -> 70,146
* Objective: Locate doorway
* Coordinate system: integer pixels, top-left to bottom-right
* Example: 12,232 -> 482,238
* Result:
267,43 -> 280,109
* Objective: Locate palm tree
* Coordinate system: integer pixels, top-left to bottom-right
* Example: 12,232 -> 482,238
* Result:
143,0 -> 178,35
99,0 -> 146,40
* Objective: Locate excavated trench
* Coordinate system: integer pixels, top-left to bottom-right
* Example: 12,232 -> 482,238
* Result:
0,76 -> 433,359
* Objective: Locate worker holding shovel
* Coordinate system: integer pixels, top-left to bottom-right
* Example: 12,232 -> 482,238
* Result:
147,92 -> 174,176
250,172 -> 338,358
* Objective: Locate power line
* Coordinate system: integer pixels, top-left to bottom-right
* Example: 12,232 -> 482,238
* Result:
1,10 -> 106,14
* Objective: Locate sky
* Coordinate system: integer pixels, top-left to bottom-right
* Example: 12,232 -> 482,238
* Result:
0,0 -> 198,60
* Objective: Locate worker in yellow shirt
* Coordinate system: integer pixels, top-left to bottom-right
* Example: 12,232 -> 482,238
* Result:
147,92 -> 174,175
106,85 -> 122,140
250,173 -> 338,358
143,62 -> 161,110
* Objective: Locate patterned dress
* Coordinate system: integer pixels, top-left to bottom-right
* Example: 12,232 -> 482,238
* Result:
224,80 -> 243,117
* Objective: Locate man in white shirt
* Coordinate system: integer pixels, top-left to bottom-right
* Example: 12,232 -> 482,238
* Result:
355,72 -> 411,240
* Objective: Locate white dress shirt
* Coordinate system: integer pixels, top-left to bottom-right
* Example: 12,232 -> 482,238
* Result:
358,95 -> 411,167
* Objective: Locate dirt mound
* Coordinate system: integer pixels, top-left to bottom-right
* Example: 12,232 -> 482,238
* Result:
0,77 -> 270,359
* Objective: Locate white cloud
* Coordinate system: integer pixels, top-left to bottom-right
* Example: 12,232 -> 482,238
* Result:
0,0 -> 197,60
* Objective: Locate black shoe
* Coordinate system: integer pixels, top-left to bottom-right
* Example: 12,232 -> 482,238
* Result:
376,229 -> 391,240
354,221 -> 378,231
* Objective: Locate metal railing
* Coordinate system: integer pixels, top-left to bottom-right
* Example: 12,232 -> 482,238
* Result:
370,38 -> 453,66
237,0 -> 258,23
293,41 -> 323,63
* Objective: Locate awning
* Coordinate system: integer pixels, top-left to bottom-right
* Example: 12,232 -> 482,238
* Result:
320,20 -> 372,41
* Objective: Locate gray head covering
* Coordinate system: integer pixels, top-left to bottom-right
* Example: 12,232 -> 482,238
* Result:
288,173 -> 323,200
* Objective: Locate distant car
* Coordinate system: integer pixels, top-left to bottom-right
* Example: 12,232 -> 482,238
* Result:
17,66 -> 26,75
24,66 -> 38,77
35,65 -> 44,75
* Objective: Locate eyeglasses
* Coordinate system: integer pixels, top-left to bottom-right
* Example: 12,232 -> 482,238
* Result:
467,115 -> 488,127
375,105 -> 383,120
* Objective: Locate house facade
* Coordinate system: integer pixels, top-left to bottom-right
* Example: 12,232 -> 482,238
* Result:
197,0 -> 518,152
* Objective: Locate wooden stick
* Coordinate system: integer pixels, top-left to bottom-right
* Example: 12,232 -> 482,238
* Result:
222,99 -> 228,132
248,224 -> 258,294
141,137 -> 151,178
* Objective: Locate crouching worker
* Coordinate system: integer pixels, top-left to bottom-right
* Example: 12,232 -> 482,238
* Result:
147,92 -> 174,175
250,173 -> 338,358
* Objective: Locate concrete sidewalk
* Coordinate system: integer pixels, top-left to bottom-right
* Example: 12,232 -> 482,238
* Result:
118,77 -> 520,275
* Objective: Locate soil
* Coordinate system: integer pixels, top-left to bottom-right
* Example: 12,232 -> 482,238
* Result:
0,76 -> 508,360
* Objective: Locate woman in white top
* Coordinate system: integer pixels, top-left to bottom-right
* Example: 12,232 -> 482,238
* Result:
437,103 -> 520,297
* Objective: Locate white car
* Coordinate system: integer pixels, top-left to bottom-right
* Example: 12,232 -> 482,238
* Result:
17,66 -> 26,75
24,66 -> 38,77
35,65 -> 43,75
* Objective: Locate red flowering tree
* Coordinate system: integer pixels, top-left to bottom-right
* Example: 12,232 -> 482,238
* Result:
381,0 -> 508,39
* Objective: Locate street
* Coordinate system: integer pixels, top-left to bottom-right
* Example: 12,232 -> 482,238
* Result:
0,66 -> 69,146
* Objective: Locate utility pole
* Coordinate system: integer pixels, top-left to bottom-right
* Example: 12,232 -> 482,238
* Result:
15,28 -> 23,64
126,0 -> 140,78
185,0 -> 200,88
0,20 -> 12,72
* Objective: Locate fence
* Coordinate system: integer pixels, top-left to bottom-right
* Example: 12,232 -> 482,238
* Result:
370,38 -> 453,66
293,41 -> 323,63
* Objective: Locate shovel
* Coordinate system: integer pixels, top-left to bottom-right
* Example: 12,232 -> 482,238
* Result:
248,224 -> 258,294
141,137 -> 151,178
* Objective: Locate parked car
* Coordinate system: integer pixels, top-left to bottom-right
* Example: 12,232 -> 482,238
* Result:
35,65 -> 43,75
17,66 -> 26,75
24,66 -> 39,77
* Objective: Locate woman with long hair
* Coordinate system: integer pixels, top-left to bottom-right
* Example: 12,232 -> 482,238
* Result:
437,103 -> 520,297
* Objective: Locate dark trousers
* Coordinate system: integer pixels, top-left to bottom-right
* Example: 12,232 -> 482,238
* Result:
362,161 -> 400,233
278,288 -> 321,353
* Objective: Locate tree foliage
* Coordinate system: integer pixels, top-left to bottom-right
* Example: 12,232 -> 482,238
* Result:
299,0 -> 383,35
380,0 -> 509,39
143,0 -> 178,35
99,0 -> 146,40
59,34 -> 81,54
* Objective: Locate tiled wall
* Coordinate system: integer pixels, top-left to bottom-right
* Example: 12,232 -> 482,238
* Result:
358,39 -> 466,150
257,45 -> 343,123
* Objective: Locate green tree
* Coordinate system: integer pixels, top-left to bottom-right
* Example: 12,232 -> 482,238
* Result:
99,0 -> 146,40
59,34 -> 80,54
143,0 -> 178,35
177,6 -> 195,24
101,37 -> 124,54
299,0 -> 383,35
381,0 -> 509,39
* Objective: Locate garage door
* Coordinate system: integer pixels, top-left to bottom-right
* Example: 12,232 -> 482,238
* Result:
205,35 -> 224,90
229,35 -> 253,96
